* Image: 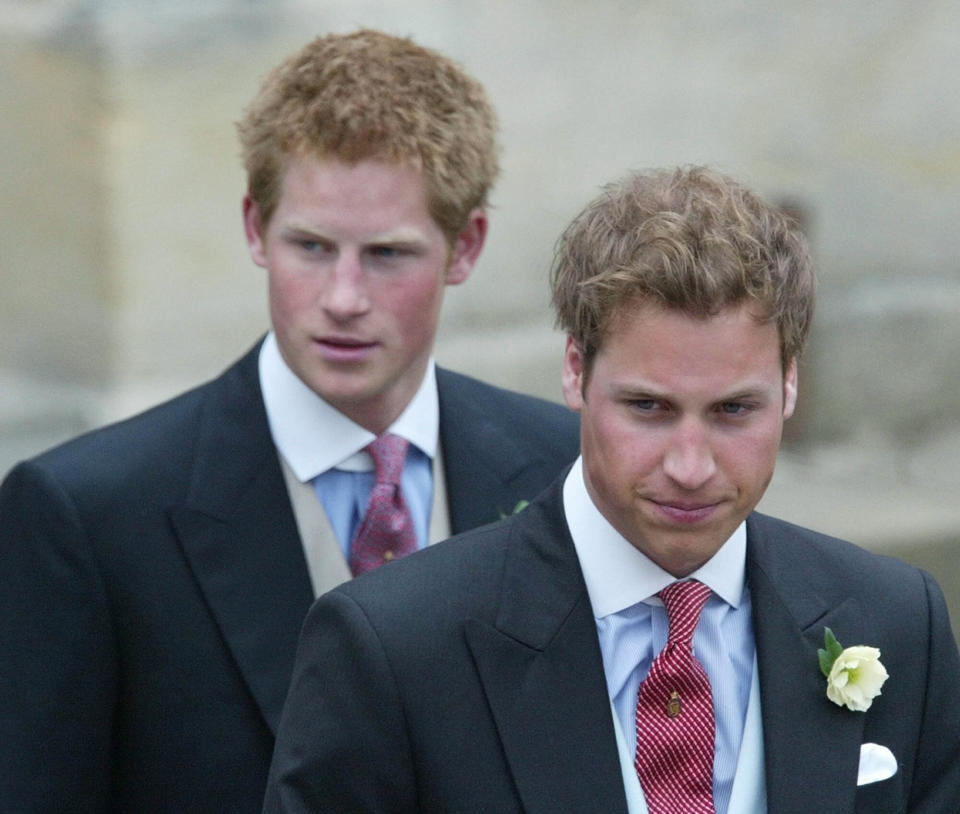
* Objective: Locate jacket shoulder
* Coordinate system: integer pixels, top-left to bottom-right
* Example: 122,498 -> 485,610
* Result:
12,345 -> 264,499
746,511 -> 943,613
436,367 -> 579,453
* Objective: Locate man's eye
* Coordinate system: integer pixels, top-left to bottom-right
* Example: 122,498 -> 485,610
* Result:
719,402 -> 749,415
371,246 -> 402,258
630,399 -> 659,412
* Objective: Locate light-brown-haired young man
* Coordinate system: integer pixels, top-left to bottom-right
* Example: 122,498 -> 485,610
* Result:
266,166 -> 960,813
0,31 -> 578,812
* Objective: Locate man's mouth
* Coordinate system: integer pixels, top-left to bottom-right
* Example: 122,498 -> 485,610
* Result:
649,499 -> 721,525
315,335 -> 378,361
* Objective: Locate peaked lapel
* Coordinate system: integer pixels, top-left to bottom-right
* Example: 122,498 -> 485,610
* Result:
437,369 -> 572,532
169,346 -> 314,735
747,513 -> 866,814
464,484 -> 628,814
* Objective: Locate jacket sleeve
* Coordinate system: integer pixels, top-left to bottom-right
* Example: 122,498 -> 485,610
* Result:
0,461 -> 117,812
905,569 -> 960,812
263,588 -> 418,813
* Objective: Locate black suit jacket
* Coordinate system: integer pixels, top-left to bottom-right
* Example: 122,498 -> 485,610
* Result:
0,342 -> 579,813
265,475 -> 960,813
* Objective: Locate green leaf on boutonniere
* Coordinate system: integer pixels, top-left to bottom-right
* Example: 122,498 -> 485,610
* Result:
818,627 -> 845,677
499,500 -> 529,519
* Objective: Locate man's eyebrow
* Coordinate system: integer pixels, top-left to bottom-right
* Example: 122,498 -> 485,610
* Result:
716,381 -> 779,401
278,223 -> 429,244
365,229 -> 429,245
280,222 -> 326,236
610,382 -> 669,399
717,389 -> 764,401
609,382 -> 776,403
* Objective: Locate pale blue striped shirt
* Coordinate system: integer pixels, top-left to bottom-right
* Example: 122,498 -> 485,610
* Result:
314,445 -> 432,557
564,458 -> 755,814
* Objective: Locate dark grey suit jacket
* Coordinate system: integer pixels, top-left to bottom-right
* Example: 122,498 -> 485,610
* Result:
0,342 -> 579,813
265,474 -> 960,813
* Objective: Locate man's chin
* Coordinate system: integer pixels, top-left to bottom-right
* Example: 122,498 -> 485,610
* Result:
644,536 -> 725,577
635,516 -> 741,573
306,375 -> 382,409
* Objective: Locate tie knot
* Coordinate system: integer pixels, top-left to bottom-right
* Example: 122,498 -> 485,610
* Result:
365,434 -> 409,486
658,580 -> 712,644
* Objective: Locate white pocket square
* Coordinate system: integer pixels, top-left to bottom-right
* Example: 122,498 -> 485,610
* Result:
857,742 -> 897,786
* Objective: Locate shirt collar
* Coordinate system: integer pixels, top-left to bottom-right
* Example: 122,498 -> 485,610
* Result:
563,456 -> 746,619
258,332 -> 439,482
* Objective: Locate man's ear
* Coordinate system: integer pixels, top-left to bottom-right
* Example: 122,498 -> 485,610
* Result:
445,208 -> 488,286
242,195 -> 268,268
561,336 -> 586,412
783,357 -> 798,419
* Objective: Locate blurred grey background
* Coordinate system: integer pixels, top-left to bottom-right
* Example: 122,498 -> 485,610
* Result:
2,0 -> 958,624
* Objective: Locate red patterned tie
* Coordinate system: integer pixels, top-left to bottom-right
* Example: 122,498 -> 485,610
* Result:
634,580 -> 716,814
348,434 -> 418,576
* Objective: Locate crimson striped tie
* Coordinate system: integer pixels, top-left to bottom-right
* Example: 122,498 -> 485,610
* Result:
348,434 -> 417,576
634,579 -> 716,814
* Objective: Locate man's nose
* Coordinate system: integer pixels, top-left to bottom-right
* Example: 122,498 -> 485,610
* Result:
320,254 -> 370,318
662,420 -> 717,490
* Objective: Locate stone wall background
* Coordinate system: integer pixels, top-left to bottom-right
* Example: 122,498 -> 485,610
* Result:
2,0 -> 959,623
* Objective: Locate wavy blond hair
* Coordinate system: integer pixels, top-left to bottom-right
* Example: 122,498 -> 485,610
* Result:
237,29 -> 499,242
551,165 -> 815,373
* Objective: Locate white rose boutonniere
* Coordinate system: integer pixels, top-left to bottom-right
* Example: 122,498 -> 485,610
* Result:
818,627 -> 889,712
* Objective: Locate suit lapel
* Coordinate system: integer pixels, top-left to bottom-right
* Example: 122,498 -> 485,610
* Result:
747,514 -> 865,814
169,346 -> 314,735
464,484 -> 628,814
437,369 -> 552,532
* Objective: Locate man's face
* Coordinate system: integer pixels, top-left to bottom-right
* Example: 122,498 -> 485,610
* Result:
562,301 -> 797,577
244,155 -> 486,433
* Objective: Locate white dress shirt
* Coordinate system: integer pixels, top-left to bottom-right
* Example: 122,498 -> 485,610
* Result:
258,332 -> 438,555
563,457 -> 755,814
